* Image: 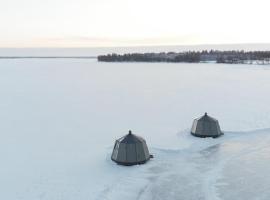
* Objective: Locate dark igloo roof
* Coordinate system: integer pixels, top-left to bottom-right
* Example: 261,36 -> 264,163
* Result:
195,112 -> 218,123
117,130 -> 145,144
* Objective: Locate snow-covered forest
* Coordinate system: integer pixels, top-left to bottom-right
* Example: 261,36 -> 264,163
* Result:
98,50 -> 270,64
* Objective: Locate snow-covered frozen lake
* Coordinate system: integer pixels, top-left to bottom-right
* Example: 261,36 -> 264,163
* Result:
1,58 -> 270,200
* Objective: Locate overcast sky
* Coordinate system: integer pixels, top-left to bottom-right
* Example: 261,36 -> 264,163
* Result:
0,0 -> 270,47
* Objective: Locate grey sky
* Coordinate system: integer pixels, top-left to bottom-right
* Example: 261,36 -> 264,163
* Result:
0,0 -> 269,47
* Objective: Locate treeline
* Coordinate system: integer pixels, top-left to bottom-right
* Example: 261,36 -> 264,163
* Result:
97,52 -> 201,62
97,50 -> 270,64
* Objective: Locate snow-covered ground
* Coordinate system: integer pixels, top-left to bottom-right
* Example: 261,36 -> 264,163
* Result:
1,58 -> 270,200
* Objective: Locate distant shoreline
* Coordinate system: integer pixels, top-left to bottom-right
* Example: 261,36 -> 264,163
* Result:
98,50 -> 270,64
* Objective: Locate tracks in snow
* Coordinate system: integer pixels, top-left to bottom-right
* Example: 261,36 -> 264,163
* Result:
97,128 -> 270,200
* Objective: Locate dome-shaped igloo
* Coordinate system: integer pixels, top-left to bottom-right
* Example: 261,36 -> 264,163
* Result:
191,113 -> 223,138
111,130 -> 151,166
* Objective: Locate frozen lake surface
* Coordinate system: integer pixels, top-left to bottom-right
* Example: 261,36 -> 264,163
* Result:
1,59 -> 270,199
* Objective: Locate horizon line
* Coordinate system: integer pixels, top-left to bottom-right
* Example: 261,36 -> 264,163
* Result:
1,43 -> 270,49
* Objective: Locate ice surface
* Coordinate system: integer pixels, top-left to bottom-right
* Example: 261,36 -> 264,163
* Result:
0,59 -> 270,199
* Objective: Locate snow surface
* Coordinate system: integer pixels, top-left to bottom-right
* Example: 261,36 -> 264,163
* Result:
1,59 -> 270,200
